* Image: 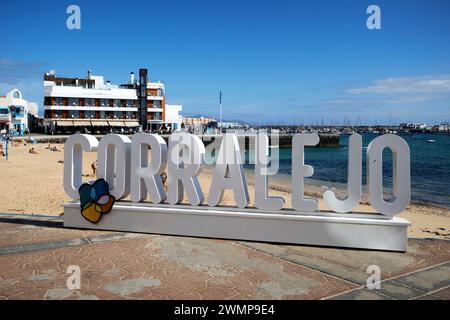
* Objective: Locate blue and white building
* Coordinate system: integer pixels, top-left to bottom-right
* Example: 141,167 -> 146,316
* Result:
0,89 -> 38,135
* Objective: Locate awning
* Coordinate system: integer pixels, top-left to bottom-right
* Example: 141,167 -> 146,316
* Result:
73,121 -> 92,126
124,121 -> 140,127
108,121 -> 123,127
56,120 -> 74,126
91,121 -> 110,126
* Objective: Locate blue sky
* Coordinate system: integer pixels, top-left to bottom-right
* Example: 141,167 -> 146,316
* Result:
1,0 -> 450,125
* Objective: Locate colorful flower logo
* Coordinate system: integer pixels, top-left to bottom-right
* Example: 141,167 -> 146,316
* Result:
78,178 -> 115,223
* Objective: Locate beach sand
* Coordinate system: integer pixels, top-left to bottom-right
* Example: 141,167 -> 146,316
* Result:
1,142 -> 449,240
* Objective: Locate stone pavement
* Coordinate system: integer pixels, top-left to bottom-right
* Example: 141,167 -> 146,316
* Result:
0,213 -> 449,300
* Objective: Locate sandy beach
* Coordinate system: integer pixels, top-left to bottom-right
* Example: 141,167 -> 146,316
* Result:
1,142 -> 449,240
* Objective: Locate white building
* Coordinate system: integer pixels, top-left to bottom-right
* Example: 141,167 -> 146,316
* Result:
43,70 -> 182,134
165,104 -> 182,131
438,123 -> 450,132
0,89 -> 38,135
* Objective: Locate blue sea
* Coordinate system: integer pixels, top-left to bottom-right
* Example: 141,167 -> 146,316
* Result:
243,133 -> 450,208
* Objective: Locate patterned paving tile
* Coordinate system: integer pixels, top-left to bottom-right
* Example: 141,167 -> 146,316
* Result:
0,235 -> 357,300
0,214 -> 448,300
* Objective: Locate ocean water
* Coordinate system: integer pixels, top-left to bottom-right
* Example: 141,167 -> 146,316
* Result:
243,133 -> 450,208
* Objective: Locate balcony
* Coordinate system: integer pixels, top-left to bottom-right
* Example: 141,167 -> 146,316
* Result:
147,108 -> 163,112
146,95 -> 164,101
44,105 -> 138,112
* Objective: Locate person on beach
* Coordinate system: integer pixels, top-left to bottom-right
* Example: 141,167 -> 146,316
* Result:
161,171 -> 168,190
46,144 -> 60,152
29,147 -> 38,154
91,160 -> 98,176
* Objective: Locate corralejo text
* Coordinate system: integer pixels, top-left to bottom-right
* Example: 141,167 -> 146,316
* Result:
62,132 -> 411,251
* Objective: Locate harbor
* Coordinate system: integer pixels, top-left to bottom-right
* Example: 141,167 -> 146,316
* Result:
7,132 -> 341,148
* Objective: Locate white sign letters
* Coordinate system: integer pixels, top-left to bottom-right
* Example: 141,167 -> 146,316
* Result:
64,132 -> 410,216
63,132 -> 412,251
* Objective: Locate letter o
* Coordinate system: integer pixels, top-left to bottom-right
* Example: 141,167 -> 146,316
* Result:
97,134 -> 131,199
367,134 -> 410,216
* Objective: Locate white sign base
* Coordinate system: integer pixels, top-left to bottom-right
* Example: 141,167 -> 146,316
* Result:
63,202 -> 410,252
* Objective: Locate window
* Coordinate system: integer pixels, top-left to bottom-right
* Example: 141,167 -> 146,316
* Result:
69,110 -> 79,118
13,90 -> 21,99
68,98 -> 79,106
15,107 -> 24,116
86,98 -> 95,106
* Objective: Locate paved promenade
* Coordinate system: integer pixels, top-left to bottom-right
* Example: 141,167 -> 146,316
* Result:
0,213 -> 449,300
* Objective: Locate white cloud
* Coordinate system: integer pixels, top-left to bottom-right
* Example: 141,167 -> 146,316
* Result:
0,58 -> 44,85
347,75 -> 450,95
320,95 -> 435,107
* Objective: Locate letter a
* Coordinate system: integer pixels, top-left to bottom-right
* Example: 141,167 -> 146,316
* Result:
66,5 -> 81,30
366,5 -> 381,30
